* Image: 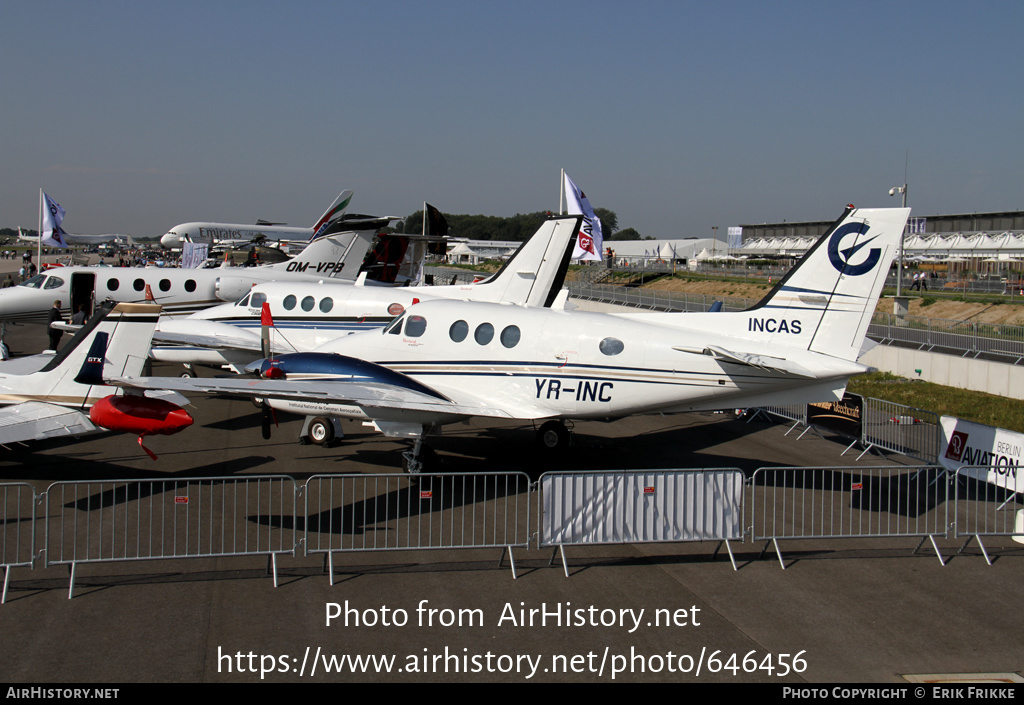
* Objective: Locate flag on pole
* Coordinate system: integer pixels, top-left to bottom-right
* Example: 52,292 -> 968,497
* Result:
424,203 -> 449,237
562,173 -> 603,261
41,192 -> 68,248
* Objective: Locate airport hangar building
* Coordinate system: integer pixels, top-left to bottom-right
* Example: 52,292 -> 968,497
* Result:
732,209 -> 1024,267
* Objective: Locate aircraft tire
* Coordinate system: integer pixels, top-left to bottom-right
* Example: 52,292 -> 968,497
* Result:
308,417 -> 334,446
537,420 -> 570,451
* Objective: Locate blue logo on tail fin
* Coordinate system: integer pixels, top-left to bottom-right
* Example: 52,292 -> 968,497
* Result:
827,223 -> 882,276
74,332 -> 109,386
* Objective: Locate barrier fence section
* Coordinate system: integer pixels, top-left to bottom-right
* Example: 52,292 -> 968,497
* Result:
754,398 -> 940,465
858,398 -> 940,464
1,483 -> 37,604
303,472 -> 532,581
750,466 -> 950,568
749,404 -> 807,434
538,469 -> 745,575
952,466 -> 1024,565
43,476 -> 299,597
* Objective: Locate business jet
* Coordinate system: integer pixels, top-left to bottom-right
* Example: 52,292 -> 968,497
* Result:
0,301 -> 192,458
104,205 -> 910,472
0,222 -> 383,325
159,189 -> 354,249
149,215 -> 580,373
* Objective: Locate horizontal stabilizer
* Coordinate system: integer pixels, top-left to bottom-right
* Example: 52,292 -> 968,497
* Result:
674,344 -> 816,378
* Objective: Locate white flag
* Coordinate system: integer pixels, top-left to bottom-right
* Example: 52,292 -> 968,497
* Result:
41,192 -> 68,248
563,173 -> 603,261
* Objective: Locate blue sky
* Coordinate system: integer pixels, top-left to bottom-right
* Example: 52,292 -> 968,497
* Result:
2,1 -> 1021,240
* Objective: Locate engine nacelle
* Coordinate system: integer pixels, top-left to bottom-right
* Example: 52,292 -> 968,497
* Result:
214,275 -> 260,302
90,395 -> 194,460
90,395 -> 194,436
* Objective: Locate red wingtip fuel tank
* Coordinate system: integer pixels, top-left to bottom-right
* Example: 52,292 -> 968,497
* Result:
89,395 -> 194,460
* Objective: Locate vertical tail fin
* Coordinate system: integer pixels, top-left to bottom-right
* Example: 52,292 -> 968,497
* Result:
457,215 -> 581,307
309,189 -> 354,240
32,303 -> 161,405
744,206 -> 910,361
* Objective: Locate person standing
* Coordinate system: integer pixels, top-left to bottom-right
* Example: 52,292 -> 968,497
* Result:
71,304 -> 88,325
47,300 -> 64,351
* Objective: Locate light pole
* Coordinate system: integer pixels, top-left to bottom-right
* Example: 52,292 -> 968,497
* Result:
889,183 -> 908,300
712,226 -> 718,256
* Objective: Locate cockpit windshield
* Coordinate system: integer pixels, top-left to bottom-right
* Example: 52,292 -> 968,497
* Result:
382,313 -> 406,335
18,274 -> 47,289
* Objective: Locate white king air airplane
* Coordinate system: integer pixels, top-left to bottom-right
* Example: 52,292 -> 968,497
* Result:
150,215 -> 581,373
105,205 -> 910,472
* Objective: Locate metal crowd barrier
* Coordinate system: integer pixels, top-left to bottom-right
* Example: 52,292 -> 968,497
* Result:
750,466 -> 950,568
753,397 -> 940,465
4,465 -> 1023,603
870,313 -> 1024,363
1,483 -> 37,604
42,476 -> 299,598
748,404 -> 807,433
952,466 -> 1024,565
537,469 -> 745,575
857,398 -> 940,464
303,472 -> 532,581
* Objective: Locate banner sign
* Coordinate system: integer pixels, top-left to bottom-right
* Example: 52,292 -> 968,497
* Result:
939,416 -> 1022,494
181,243 -> 209,269
806,392 -> 863,439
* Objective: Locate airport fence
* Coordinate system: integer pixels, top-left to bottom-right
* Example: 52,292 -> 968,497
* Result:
0,483 -> 37,604
1,465 -> 1020,602
951,466 -> 1024,565
756,396 -> 940,465
41,476 -> 299,598
869,313 -> 1024,364
537,470 -> 745,574
749,466 -> 952,568
303,472 -> 532,581
858,398 -> 941,464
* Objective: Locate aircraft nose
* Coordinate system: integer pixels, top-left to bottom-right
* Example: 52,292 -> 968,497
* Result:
159,233 -> 176,249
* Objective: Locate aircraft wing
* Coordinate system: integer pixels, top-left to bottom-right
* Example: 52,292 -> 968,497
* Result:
0,401 -> 98,445
151,330 -> 272,354
673,344 -> 817,378
106,375 -> 514,419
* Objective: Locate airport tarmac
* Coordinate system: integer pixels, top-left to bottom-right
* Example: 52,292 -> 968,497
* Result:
1,314 -> 1023,685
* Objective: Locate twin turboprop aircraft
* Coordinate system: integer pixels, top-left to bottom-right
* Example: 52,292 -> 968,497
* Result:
106,206 -> 911,472
150,216 -> 581,373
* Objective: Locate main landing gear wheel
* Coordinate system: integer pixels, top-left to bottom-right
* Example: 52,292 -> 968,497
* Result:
537,420 -> 571,451
402,438 -> 437,475
307,417 -> 334,446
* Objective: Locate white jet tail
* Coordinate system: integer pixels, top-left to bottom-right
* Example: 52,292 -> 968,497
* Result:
263,225 -> 377,282
452,215 -> 581,307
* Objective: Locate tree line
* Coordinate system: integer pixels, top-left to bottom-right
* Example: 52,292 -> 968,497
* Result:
396,208 -> 649,241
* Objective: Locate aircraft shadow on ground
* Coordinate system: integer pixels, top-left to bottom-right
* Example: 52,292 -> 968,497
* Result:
258,472 -> 528,537
750,465 -> 949,517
